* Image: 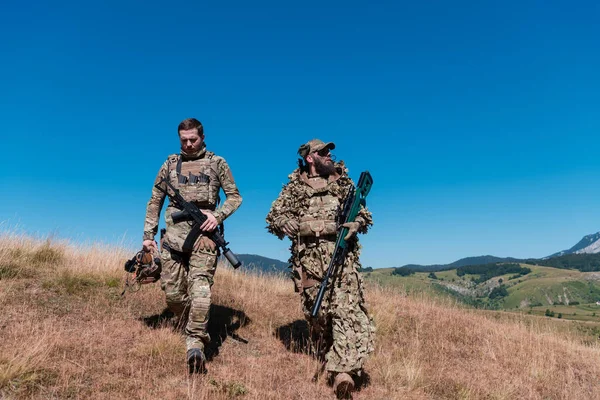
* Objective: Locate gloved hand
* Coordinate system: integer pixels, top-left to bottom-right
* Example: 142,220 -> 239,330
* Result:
342,221 -> 361,240
281,219 -> 299,237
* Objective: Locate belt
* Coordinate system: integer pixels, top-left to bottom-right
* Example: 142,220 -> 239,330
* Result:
298,235 -> 337,245
169,204 -> 215,211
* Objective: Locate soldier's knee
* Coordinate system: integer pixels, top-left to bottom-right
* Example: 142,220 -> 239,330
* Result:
189,251 -> 218,280
188,280 -> 211,316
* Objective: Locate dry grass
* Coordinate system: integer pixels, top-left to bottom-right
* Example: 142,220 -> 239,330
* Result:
1,232 -> 600,399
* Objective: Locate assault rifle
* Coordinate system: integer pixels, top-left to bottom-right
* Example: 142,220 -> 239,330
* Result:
154,179 -> 242,269
310,171 -> 373,318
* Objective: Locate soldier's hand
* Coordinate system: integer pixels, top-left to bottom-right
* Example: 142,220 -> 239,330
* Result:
200,210 -> 218,232
342,222 -> 361,240
282,219 -> 299,237
143,239 -> 158,252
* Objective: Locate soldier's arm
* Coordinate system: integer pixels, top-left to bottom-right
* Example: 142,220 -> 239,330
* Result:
143,161 -> 169,241
266,179 -> 298,240
213,157 -> 242,225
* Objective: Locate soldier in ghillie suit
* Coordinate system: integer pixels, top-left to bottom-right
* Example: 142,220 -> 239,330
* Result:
266,139 -> 375,399
142,118 -> 242,373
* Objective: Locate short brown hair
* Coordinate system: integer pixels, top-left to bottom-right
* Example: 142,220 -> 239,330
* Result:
178,118 -> 204,135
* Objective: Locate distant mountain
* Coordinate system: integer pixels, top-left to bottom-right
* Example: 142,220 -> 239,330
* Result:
401,255 -> 523,272
236,254 -> 289,275
401,232 -> 600,272
447,255 -> 523,268
547,232 -> 600,258
527,252 -> 600,272
236,232 -> 600,275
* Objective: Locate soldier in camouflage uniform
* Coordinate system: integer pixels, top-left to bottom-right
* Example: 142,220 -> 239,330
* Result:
142,118 -> 242,373
266,139 -> 375,399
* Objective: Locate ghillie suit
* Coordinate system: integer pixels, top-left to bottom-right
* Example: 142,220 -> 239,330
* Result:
266,160 -> 375,380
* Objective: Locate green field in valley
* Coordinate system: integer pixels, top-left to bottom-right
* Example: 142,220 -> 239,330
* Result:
364,263 -> 600,327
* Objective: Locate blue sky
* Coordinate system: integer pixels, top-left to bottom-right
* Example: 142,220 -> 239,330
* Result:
1,1 -> 599,268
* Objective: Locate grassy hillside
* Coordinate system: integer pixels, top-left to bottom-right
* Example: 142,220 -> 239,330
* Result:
500,265 -> 600,307
2,234 -> 600,399
367,263 -> 600,326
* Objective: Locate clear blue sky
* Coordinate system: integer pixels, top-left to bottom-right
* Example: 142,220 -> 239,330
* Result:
1,1 -> 599,268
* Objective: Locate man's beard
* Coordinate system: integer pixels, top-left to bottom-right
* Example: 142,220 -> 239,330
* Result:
314,157 -> 336,176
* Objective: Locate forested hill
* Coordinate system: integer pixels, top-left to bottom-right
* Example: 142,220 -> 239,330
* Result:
236,254 -> 288,275
400,253 -> 600,274
525,253 -> 600,272
402,255 -> 523,272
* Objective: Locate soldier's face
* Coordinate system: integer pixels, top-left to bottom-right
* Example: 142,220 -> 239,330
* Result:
311,149 -> 335,175
179,128 -> 205,153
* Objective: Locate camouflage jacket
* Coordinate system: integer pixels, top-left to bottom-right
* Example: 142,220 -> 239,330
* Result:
143,147 -> 242,252
266,161 -> 372,243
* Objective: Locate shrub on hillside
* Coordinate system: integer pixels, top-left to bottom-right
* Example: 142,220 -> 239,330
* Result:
31,243 -> 64,266
392,267 -> 415,276
457,263 -> 531,283
42,270 -> 101,295
0,262 -> 32,279
489,285 -> 508,299
0,241 -> 64,279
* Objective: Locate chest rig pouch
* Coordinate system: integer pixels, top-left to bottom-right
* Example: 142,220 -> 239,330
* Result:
298,187 -> 340,237
167,152 -> 221,209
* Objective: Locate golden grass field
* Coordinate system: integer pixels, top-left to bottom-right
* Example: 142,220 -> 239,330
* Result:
1,233 -> 600,399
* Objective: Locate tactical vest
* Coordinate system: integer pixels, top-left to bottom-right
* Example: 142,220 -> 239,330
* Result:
297,177 -> 340,237
165,152 -> 221,209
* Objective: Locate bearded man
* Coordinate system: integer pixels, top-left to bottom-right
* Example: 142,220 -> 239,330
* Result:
266,139 -> 375,399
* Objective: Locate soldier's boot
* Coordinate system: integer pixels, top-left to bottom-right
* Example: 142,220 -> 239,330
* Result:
333,372 -> 354,399
186,348 -> 206,374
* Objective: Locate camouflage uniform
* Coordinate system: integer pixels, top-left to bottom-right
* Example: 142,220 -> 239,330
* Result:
144,144 -> 242,352
266,159 -> 375,376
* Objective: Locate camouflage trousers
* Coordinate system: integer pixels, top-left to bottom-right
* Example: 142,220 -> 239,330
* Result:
297,239 -> 375,375
160,241 -> 218,351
